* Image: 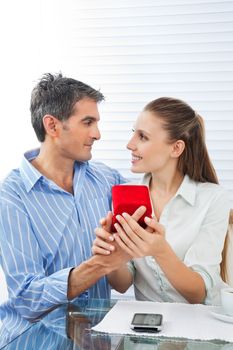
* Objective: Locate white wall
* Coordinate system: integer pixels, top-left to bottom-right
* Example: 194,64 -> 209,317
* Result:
0,267 -> 7,304
0,1 -> 41,178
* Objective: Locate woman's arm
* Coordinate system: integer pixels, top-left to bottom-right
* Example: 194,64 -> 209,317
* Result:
113,214 -> 206,304
107,264 -> 133,293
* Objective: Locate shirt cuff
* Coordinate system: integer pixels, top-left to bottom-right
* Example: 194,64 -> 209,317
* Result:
45,267 -> 72,303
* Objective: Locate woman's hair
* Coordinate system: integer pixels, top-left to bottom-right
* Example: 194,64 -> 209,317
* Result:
144,97 -> 218,184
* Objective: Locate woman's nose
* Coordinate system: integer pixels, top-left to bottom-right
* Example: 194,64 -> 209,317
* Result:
127,137 -> 136,151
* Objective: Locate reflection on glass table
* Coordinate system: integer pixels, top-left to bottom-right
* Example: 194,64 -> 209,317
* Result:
2,298 -> 233,350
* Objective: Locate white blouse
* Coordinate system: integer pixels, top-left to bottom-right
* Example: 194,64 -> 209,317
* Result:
128,174 -> 231,305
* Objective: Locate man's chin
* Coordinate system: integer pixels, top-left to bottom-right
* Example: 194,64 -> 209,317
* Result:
83,152 -> 92,161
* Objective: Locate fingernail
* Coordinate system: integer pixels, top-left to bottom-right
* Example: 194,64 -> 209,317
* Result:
144,216 -> 151,223
116,215 -> 121,221
109,235 -> 114,241
109,245 -> 115,251
122,212 -> 127,218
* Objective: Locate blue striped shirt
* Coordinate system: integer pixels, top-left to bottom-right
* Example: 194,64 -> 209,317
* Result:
0,148 -> 125,348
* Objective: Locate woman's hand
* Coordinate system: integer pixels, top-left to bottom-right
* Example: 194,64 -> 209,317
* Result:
92,206 -> 147,256
113,213 -> 166,258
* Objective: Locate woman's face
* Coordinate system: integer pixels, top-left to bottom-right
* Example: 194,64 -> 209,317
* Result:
127,110 -> 176,174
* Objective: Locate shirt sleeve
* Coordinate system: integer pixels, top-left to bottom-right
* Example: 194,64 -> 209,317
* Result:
0,201 -> 71,321
183,187 -> 231,305
111,167 -> 128,185
127,260 -> 136,277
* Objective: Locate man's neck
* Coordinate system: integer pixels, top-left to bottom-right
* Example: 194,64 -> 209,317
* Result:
31,147 -> 75,194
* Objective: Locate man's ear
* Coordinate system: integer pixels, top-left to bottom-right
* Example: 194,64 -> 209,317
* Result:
171,140 -> 185,158
43,115 -> 60,137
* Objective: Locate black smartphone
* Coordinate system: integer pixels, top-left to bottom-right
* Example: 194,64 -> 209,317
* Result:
130,313 -> 163,333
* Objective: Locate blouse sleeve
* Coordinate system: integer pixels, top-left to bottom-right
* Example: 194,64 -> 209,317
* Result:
184,187 -> 231,305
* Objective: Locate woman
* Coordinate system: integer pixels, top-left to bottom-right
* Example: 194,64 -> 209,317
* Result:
92,97 -> 230,305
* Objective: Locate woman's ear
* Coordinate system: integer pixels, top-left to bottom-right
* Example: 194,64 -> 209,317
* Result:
171,140 -> 185,158
43,115 -> 60,138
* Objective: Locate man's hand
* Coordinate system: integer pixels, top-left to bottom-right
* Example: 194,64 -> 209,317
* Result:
92,206 -> 147,255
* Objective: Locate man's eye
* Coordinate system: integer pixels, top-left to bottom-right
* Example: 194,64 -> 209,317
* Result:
85,120 -> 93,126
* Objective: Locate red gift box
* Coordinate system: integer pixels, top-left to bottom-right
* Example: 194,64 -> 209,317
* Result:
111,185 -> 152,232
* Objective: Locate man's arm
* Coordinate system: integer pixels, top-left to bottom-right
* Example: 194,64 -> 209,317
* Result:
68,246 -> 131,299
0,201 -> 86,321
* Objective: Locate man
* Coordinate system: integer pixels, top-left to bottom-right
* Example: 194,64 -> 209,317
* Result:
0,73 -> 140,347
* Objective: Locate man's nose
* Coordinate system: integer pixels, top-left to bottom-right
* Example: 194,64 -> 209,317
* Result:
93,126 -> 101,141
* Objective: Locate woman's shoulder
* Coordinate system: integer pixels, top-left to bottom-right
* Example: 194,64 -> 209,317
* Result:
195,180 -> 230,212
197,180 -> 228,197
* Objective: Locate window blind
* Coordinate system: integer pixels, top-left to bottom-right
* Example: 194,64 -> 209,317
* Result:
40,0 -> 233,205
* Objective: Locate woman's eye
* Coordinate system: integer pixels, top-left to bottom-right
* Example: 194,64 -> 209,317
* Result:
132,129 -> 148,140
139,133 -> 147,140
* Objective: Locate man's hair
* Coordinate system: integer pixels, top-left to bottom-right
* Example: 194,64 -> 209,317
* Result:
30,73 -> 104,142
144,97 -> 218,184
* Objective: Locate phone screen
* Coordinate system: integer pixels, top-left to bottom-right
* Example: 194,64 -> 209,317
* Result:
132,313 -> 162,326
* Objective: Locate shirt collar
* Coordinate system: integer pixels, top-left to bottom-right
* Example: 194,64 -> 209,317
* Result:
142,173 -> 197,206
19,148 -> 89,194
20,148 -> 43,192
176,174 -> 197,206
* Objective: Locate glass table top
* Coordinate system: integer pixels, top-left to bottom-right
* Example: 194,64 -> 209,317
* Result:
2,298 -> 233,350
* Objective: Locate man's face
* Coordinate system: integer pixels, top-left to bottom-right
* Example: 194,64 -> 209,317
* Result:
56,97 -> 101,162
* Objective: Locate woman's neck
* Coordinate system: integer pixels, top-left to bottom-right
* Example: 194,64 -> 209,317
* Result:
149,170 -> 184,220
150,170 -> 184,197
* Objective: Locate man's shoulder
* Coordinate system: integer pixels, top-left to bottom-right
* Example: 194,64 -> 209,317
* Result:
88,161 -> 124,179
0,168 -> 25,210
88,160 -> 113,171
85,161 -> 127,187
1,168 -> 22,193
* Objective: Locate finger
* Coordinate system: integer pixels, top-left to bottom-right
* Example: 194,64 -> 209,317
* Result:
144,215 -> 157,233
101,211 -> 113,232
92,245 -> 111,255
144,217 -> 165,236
114,222 -> 142,256
95,227 -> 115,242
131,205 -> 147,222
151,215 -> 158,222
118,212 -> 146,241
95,237 -> 115,251
113,233 -> 136,258
99,217 -> 107,226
